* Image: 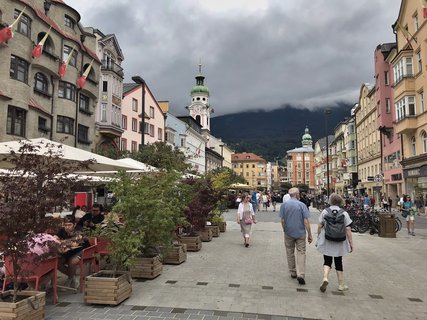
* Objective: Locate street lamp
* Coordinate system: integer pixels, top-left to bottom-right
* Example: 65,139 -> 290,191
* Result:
324,108 -> 331,197
132,75 -> 146,149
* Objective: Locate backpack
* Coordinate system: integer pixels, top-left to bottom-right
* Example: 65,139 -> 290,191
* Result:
323,208 -> 347,242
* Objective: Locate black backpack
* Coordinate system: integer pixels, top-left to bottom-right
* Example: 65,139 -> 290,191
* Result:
323,208 -> 347,242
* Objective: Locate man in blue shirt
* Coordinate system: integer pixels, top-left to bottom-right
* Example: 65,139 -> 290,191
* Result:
279,188 -> 312,285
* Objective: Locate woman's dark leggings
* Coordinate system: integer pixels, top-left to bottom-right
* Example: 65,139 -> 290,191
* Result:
323,255 -> 343,271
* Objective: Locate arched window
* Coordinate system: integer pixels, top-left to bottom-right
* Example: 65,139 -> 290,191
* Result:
195,115 -> 201,125
36,32 -> 54,55
34,72 -> 48,94
421,131 -> 427,153
411,136 -> 416,156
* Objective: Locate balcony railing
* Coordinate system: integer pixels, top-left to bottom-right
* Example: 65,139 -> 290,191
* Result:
101,60 -> 124,77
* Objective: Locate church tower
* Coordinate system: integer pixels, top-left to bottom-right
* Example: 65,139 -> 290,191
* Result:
187,63 -> 212,131
301,126 -> 313,148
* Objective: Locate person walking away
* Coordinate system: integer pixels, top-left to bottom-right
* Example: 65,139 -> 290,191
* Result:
237,194 -> 257,247
316,193 -> 353,292
279,188 -> 312,285
261,193 -> 268,211
271,193 -> 278,212
382,197 -> 388,211
402,195 -> 416,236
251,191 -> 258,213
414,196 -> 422,216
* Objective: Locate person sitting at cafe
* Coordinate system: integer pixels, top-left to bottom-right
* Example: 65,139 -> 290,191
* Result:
57,217 -> 90,288
76,203 -> 105,231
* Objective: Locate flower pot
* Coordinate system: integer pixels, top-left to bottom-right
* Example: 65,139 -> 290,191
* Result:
130,255 -> 163,279
219,221 -> 227,232
178,235 -> 202,251
0,291 -> 45,320
206,225 -> 220,237
84,270 -> 132,305
161,243 -> 187,264
197,228 -> 213,242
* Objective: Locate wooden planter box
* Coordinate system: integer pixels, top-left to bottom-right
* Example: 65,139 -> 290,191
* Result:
198,228 -> 213,242
219,221 -> 227,232
84,270 -> 132,306
130,255 -> 163,279
206,225 -> 220,237
179,235 -> 202,251
0,291 -> 45,320
162,244 -> 187,264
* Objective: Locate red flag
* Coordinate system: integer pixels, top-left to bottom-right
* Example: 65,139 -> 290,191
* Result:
0,7 -> 26,44
422,0 -> 427,18
76,60 -> 94,89
58,45 -> 76,78
32,27 -> 51,59
0,26 -> 13,44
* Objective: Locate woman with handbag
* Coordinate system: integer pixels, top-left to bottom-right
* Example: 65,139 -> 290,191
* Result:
402,195 -> 415,236
237,194 -> 257,247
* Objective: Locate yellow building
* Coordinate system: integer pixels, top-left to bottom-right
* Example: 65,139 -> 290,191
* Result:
391,0 -> 427,196
232,153 -> 267,189
355,84 -> 382,201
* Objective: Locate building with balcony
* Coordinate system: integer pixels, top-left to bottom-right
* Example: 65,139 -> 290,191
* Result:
286,127 -> 315,190
330,121 -> 347,195
344,112 -> 358,194
94,30 -> 124,151
121,82 -> 165,151
314,135 -> 334,194
232,153 -> 267,189
375,42 -> 404,199
0,0 -> 100,150
391,0 -> 427,197
355,84 -> 382,202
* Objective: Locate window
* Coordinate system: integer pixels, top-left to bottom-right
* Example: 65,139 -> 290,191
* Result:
385,98 -> 391,113
420,91 -> 425,113
166,131 -> 175,144
14,10 -> 31,37
132,118 -> 137,132
63,45 -> 77,67
7,106 -> 26,137
149,106 -> 155,118
10,55 -> 28,83
121,138 -> 127,151
100,103 -> 107,122
384,71 -> 389,85
122,115 -> 127,129
158,128 -> 162,140
34,72 -> 48,94
132,98 -> 138,112
103,81 -> 108,92
411,136 -> 416,156
144,122 -> 149,134
79,94 -> 90,113
180,137 -> 186,147
149,124 -> 154,137
395,96 -> 416,121
38,117 -> 49,132
78,125 -> 90,144
422,131 -> 427,154
414,14 -> 419,31
417,51 -> 422,74
64,15 -> 75,29
56,116 -> 74,134
58,81 -> 76,101
393,57 -> 413,84
131,141 -> 137,152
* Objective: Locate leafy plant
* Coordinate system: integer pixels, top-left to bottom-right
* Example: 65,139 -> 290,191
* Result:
0,140 -> 90,302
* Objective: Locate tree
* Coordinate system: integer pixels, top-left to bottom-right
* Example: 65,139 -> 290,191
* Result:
0,140 -> 90,302
130,142 -> 190,172
280,182 -> 293,193
295,183 -> 309,193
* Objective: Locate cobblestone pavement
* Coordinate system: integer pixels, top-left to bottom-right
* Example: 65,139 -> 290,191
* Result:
45,207 -> 427,320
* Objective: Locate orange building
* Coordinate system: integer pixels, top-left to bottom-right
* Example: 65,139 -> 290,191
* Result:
286,127 -> 315,190
232,153 -> 267,189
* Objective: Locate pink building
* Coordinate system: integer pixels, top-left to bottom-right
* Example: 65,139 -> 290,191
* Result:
375,43 -> 404,200
121,83 -> 164,151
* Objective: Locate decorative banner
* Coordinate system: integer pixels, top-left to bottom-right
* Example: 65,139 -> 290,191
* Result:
422,0 -> 427,18
0,7 -> 26,44
32,26 -> 52,59
76,59 -> 94,89
58,45 -> 76,78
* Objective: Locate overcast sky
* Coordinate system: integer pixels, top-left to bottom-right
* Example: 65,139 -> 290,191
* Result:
69,0 -> 401,116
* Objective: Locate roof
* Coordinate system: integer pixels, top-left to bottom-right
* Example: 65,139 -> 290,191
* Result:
123,83 -> 139,95
287,146 -> 314,154
315,135 -> 335,149
0,91 -> 12,99
232,153 -> 266,162
29,98 -> 50,116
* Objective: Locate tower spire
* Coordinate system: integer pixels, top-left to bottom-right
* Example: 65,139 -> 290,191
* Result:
198,57 -> 202,74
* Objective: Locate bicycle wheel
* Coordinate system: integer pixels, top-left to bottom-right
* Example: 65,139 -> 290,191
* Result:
394,217 -> 402,232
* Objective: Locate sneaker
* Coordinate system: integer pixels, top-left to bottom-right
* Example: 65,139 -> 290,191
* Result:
297,277 -> 306,285
290,273 -> 297,279
320,280 -> 328,292
245,243 -> 249,247
408,230 -> 411,234
338,284 -> 348,291
412,232 -> 415,236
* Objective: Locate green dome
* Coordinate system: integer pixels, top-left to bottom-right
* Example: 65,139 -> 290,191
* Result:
191,85 -> 209,94
301,127 -> 312,145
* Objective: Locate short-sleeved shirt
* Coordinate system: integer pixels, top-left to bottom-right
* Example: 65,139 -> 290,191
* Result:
279,198 -> 310,239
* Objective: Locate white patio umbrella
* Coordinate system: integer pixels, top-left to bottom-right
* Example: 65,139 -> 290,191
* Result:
116,158 -> 158,172
0,138 -> 138,172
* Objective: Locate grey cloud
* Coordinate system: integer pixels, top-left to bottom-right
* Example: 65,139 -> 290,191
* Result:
72,0 -> 401,115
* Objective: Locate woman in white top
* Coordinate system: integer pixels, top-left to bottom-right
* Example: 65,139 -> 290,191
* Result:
236,194 -> 257,247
